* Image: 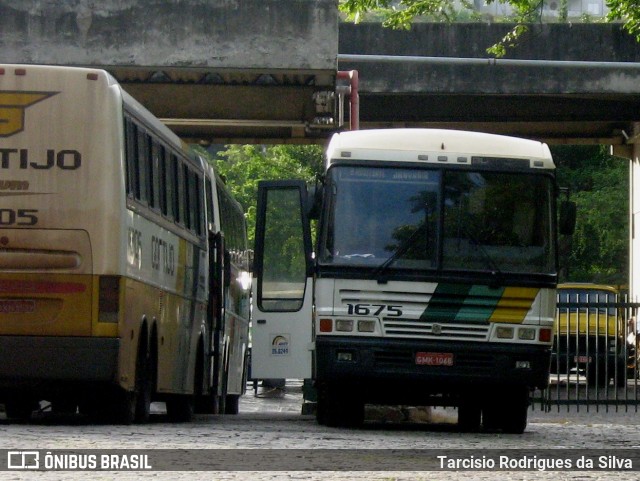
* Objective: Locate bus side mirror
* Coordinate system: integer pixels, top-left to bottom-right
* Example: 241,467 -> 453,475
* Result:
559,200 -> 577,236
307,181 -> 324,220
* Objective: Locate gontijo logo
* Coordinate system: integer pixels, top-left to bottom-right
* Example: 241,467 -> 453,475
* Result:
0,92 -> 58,137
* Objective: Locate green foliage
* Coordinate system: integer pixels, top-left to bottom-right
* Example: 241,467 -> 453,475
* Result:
340,0 -> 640,57
607,0 -> 640,41
552,145 -> 628,285
195,144 -> 323,244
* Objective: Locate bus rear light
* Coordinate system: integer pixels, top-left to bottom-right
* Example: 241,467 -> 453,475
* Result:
14,68 -> 26,76
539,328 -> 552,343
98,276 -> 120,323
87,73 -> 99,81
335,319 -> 353,332
319,318 -> 333,332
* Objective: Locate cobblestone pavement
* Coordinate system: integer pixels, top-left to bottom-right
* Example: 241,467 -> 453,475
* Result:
0,381 -> 640,481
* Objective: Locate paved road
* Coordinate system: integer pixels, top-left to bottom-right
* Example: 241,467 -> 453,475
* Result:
0,382 -> 639,480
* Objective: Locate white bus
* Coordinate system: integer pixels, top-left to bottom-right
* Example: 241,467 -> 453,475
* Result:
251,129 -> 575,433
0,64 -> 250,423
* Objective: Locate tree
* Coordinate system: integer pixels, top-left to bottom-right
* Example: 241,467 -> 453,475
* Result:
340,0 -> 638,57
607,0 -> 640,42
194,144 -> 323,243
552,145 -> 628,285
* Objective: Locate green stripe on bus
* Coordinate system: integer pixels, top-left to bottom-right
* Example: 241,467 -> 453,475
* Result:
420,284 -> 506,323
419,283 -> 471,322
454,285 -> 505,323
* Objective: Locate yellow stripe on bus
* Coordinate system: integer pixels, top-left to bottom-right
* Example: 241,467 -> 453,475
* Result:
489,287 -> 539,323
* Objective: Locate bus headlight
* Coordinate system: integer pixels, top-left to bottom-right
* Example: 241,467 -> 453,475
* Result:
518,328 -> 536,341
496,327 -> 514,339
335,319 -> 354,332
357,320 -> 376,333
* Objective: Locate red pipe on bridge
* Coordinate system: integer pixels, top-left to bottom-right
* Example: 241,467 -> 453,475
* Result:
337,70 -> 359,130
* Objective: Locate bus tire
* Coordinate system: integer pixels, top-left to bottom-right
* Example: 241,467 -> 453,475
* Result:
501,404 -> 528,434
458,403 -> 481,432
317,383 -> 364,428
166,395 -> 194,422
111,388 -> 136,425
224,394 -> 240,415
194,340 -> 221,414
494,387 -> 529,434
134,348 -> 154,423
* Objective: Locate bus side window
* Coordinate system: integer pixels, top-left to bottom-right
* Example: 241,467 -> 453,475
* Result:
164,151 -> 175,220
179,163 -> 189,230
195,174 -> 204,236
152,141 -> 164,213
136,129 -> 149,204
124,118 -> 140,199
171,154 -> 181,224
146,133 -> 155,209
186,169 -> 198,234
205,178 -> 214,232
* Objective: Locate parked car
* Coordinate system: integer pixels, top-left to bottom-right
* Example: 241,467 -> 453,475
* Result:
551,283 -> 628,387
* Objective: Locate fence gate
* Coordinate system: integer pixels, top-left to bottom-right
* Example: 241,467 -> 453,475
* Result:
533,291 -> 640,412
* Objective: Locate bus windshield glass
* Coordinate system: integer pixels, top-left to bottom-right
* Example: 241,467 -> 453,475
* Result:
318,165 -> 555,276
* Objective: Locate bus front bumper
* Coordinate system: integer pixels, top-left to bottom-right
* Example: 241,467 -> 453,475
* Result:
315,336 -> 551,402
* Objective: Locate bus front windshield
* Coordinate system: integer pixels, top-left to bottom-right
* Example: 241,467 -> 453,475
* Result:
318,165 -> 556,276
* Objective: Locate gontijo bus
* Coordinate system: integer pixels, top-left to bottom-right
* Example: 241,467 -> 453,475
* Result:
0,64 -> 250,422
251,129 -> 575,433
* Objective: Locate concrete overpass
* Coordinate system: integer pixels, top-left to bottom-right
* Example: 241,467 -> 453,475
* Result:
0,0 -> 339,144
4,1 -> 640,148
4,0 -> 640,294
338,22 -> 640,149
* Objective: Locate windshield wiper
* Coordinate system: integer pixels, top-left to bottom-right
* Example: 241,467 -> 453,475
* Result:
462,227 -> 504,287
372,222 -> 427,282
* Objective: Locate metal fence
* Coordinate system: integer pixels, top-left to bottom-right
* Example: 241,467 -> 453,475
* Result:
533,293 -> 640,412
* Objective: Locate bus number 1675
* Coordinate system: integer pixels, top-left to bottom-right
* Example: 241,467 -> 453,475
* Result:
346,303 -> 403,317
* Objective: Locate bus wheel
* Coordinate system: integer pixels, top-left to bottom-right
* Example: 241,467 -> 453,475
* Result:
497,387 -> 529,434
317,383 -> 364,428
112,389 -> 136,425
134,345 -> 155,423
5,397 -> 37,421
194,343 -> 220,414
458,403 -> 481,432
224,394 -> 240,415
166,395 -> 194,422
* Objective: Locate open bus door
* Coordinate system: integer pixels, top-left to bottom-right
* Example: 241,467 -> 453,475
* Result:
251,181 -> 314,380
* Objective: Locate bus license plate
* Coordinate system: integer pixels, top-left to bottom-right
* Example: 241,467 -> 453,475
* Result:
0,299 -> 36,314
574,355 -> 591,364
416,352 -> 453,366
